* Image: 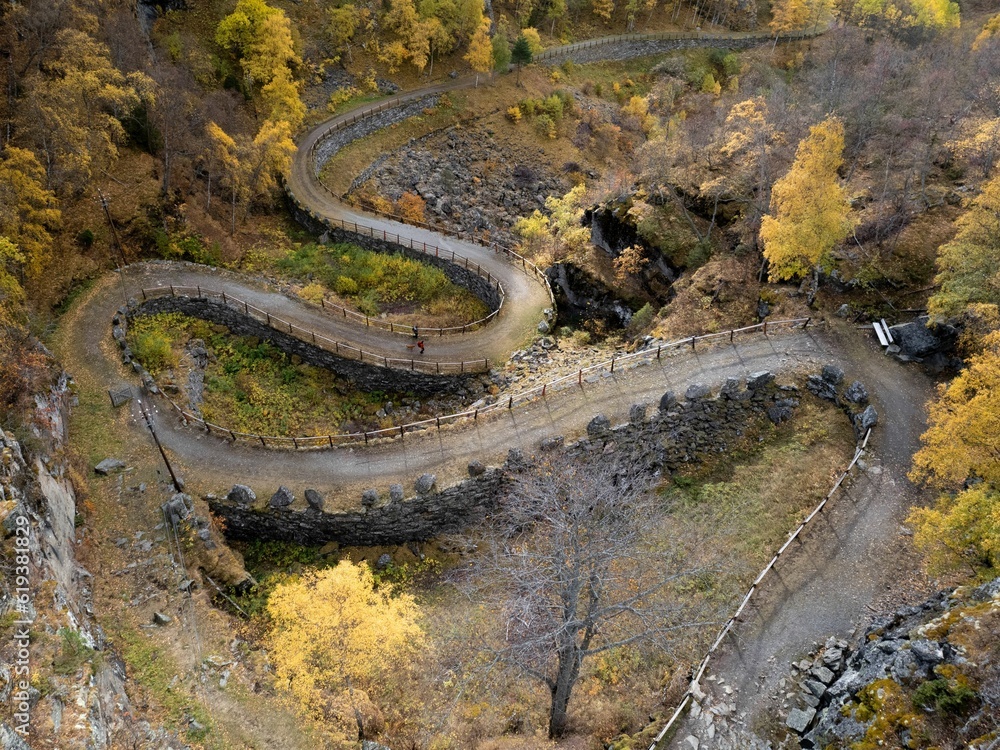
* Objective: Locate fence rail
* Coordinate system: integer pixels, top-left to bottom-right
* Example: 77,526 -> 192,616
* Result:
535,29 -> 820,60
147,316 -> 811,450
647,425 -> 873,750
290,29 -> 823,336
138,285 -> 490,375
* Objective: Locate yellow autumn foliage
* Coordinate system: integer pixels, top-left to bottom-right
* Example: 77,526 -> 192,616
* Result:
760,117 -> 856,281
265,561 -> 424,714
909,332 -> 1000,489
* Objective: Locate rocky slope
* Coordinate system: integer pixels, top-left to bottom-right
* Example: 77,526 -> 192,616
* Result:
0,377 -> 178,749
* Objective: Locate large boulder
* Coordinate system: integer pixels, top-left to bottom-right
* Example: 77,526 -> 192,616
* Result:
888,320 -> 941,358
94,458 -> 126,476
227,485 -> 256,506
269,486 -> 294,509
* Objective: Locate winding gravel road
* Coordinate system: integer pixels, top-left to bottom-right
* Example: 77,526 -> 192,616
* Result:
55,32 -> 937,746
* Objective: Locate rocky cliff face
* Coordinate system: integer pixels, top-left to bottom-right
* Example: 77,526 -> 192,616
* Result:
0,378 -> 177,749
775,578 -> 1000,748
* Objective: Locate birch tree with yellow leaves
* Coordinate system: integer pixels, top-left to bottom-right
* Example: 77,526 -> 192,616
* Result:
0,147 -> 61,282
265,561 -> 424,730
908,332 -> 1000,575
759,117 -> 856,281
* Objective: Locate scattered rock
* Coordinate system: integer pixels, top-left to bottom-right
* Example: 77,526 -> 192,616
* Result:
305,489 -> 325,511
94,458 -> 126,475
804,679 -> 827,698
162,493 -> 191,524
843,381 -> 869,404
227,485 -> 256,506
269,486 -> 294,509
767,404 -> 794,424
854,405 -> 878,434
719,377 -> 741,399
629,403 -> 647,425
414,474 -> 437,494
540,436 -> 564,451
467,460 -> 486,477
835,303 -> 851,318
388,484 -> 404,502
909,639 -> 943,665
685,383 -> 712,400
375,553 -> 393,570
747,371 -> 775,390
361,489 -> 379,508
659,390 -> 677,412
806,374 -> 838,401
786,706 -> 816,733
152,612 -> 173,626
587,414 -> 611,438
821,364 -> 844,385
811,665 -> 835,684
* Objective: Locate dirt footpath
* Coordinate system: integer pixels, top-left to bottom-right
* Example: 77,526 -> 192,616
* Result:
666,323 -> 937,748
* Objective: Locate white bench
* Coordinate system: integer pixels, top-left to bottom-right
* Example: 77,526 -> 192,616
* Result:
872,319 -> 894,348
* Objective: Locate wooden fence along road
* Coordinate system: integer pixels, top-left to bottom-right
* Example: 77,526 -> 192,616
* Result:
144,311 -> 810,450
118,29 -> 833,748
648,427 -> 872,749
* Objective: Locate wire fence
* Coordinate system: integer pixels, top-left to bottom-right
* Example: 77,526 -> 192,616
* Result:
148,316 -> 811,450
138,285 -> 490,374
647,425 -> 873,750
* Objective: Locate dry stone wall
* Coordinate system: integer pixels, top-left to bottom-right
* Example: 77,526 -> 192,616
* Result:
206,370 -> 808,546
135,295 -> 473,396
287,201 -> 503,313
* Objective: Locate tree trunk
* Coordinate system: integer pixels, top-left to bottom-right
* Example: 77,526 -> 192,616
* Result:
548,647 -> 582,738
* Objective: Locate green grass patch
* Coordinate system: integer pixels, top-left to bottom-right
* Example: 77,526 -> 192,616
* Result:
126,312 -> 409,436
276,241 -> 488,322
52,628 -> 98,676
657,398 -> 855,600
116,627 -> 217,747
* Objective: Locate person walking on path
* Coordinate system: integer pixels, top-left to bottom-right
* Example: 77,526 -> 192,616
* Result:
412,326 -> 418,338
417,340 -> 425,354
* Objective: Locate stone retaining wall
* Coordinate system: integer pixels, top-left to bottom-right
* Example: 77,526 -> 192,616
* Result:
136,296 -> 472,396
312,95 -> 440,170
206,370 -> 803,546
286,202 -> 503,314
543,35 -> 782,65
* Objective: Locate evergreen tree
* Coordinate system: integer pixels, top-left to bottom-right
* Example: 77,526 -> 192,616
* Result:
510,33 -> 533,85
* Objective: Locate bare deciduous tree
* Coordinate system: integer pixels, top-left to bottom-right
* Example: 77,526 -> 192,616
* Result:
463,455 -> 715,738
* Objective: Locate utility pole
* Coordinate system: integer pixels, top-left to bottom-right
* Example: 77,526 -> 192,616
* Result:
137,398 -> 184,493
97,189 -> 130,309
